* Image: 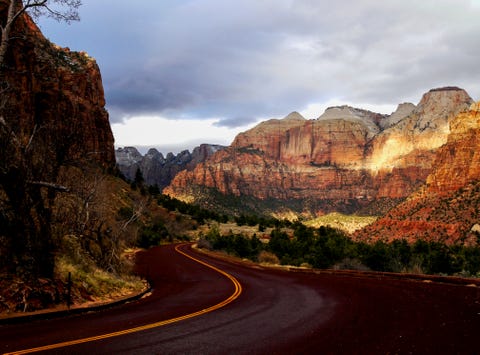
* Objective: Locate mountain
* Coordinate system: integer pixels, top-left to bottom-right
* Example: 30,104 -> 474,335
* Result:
164,87 -> 474,216
115,144 -> 225,190
354,101 -> 480,245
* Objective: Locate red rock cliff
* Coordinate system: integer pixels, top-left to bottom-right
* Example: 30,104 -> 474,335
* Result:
426,102 -> 480,194
0,5 -> 115,166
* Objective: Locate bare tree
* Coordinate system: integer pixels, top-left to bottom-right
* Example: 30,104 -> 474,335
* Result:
0,0 -> 81,66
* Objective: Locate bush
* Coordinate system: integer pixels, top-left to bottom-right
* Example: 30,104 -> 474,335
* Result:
138,221 -> 169,248
258,251 -> 280,264
197,236 -> 212,250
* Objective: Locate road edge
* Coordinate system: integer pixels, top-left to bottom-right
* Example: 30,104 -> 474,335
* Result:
192,244 -> 480,288
0,284 -> 152,326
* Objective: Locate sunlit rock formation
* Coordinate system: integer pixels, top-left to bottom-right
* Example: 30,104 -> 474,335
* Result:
355,101 -> 480,245
165,87 -> 474,217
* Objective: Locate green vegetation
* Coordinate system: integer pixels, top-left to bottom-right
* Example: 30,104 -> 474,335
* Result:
157,194 -> 229,224
201,222 -> 480,277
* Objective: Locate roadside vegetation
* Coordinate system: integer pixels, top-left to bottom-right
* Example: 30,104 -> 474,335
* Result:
197,220 -> 480,277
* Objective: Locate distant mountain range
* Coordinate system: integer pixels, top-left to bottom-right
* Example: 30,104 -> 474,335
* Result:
115,144 -> 225,190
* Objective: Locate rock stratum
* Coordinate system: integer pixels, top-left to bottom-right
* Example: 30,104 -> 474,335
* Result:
164,87 -> 474,217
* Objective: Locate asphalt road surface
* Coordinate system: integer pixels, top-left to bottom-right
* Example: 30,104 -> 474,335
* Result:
1,243 -> 479,354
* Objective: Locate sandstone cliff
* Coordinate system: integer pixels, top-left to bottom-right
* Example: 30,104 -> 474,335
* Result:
116,144 -> 225,190
0,5 -> 115,165
426,101 -> 480,194
165,87 -> 474,217
355,101 -> 480,245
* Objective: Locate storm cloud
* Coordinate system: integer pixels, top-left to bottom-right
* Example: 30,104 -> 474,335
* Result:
39,0 -> 480,133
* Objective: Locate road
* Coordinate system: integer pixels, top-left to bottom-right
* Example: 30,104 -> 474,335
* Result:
1,243 -> 480,354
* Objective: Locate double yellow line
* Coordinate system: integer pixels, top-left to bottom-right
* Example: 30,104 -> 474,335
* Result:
5,244 -> 242,354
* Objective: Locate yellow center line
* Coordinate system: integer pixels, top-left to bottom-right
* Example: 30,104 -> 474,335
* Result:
5,244 -> 242,355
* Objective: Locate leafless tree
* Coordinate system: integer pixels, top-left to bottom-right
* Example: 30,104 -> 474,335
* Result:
1,0 -> 81,66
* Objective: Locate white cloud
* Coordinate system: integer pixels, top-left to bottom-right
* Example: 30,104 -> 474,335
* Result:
111,115 -> 257,154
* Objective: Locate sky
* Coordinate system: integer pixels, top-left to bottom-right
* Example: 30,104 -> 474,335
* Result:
38,0 -> 480,155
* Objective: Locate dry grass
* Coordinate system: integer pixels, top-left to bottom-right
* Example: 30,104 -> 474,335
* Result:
188,222 -> 275,241
304,212 -> 378,234
257,251 -> 280,265
55,256 -> 145,304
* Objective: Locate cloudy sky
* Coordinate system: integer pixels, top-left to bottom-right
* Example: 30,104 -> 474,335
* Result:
38,0 -> 480,154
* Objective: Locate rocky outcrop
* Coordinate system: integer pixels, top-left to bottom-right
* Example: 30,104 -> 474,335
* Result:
115,144 -> 225,190
367,87 -> 472,172
0,5 -> 115,166
165,87 -> 474,217
355,101 -> 480,245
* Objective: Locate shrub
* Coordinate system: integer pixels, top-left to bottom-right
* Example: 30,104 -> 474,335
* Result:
197,236 -> 212,250
258,251 -> 280,265
138,221 -> 169,248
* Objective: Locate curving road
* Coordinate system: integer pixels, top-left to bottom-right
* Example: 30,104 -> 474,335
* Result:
1,243 -> 480,354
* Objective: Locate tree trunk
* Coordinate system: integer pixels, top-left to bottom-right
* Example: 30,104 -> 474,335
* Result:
0,0 -> 23,68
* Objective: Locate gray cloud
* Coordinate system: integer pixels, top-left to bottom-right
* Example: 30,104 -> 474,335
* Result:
39,0 -> 480,125
213,116 -> 260,129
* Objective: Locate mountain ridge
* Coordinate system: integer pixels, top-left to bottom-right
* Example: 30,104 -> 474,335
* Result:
164,87 -> 474,218
115,144 -> 225,190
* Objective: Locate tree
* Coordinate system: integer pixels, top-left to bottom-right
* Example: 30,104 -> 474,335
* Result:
1,0 -> 81,67
134,167 -> 144,186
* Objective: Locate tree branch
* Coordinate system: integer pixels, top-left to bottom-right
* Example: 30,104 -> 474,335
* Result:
27,180 -> 70,192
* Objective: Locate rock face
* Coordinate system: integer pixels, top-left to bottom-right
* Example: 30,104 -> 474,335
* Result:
0,5 -> 115,166
426,101 -> 480,194
355,101 -> 480,245
115,144 -> 225,190
165,87 -> 474,216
